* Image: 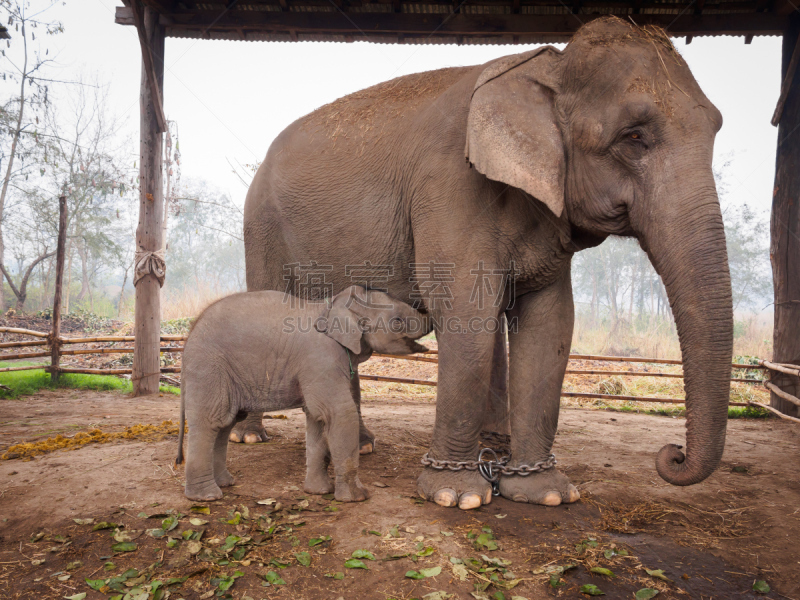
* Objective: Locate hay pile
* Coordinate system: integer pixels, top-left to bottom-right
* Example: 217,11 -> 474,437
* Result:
1,420 -> 185,460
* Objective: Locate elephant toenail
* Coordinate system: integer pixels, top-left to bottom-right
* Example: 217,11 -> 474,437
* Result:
243,433 -> 261,444
359,442 -> 374,455
512,493 -> 529,503
433,488 -> 457,507
483,488 -> 493,504
458,493 -> 482,510
541,491 -> 562,506
229,431 -> 242,443
566,485 -> 581,503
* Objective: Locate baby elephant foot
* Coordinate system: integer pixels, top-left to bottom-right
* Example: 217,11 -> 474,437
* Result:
417,468 -> 492,510
229,415 -> 270,444
304,473 -> 335,496
334,477 -> 370,502
216,469 -> 236,488
498,468 -> 580,506
185,480 -> 223,502
359,427 -> 376,455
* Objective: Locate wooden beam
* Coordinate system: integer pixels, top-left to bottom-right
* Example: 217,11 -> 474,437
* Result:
770,15 -> 800,417
130,0 -> 168,134
115,8 -> 787,39
132,5 -> 166,397
772,28 -> 800,125
49,196 -> 67,383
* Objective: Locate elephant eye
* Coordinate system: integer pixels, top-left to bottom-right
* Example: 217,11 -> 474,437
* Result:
630,132 -> 641,139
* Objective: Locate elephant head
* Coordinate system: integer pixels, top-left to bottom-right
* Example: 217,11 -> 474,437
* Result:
465,16 -> 733,486
318,286 -> 430,356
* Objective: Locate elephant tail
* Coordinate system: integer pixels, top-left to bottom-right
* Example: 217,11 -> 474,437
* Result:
176,383 -> 186,466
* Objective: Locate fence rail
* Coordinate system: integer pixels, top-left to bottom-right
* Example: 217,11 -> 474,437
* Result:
0,325 -> 781,408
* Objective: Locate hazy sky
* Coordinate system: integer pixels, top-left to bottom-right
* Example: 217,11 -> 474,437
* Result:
4,1 -> 784,219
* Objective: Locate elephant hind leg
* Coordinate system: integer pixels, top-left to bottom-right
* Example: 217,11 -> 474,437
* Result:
351,372 -> 375,454
214,421 -> 237,488
229,412 -> 269,444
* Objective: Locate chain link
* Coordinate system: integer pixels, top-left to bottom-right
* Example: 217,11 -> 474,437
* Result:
420,448 -> 557,494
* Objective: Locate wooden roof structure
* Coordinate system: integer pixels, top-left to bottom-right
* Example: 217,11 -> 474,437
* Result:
117,0 -> 795,45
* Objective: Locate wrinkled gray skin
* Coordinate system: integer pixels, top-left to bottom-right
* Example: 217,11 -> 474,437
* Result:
177,286 -> 428,502
236,17 -> 734,510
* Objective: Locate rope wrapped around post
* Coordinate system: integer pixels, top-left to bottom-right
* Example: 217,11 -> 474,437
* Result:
134,250 -> 166,287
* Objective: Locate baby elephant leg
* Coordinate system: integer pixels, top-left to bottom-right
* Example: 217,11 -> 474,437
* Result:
185,420 -> 232,501
213,422 -> 237,489
303,411 -> 334,495
304,383 -> 369,502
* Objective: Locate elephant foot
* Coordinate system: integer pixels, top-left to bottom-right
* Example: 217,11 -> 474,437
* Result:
216,469 -> 236,488
417,468 -> 491,510
359,427 -> 375,455
185,481 -> 223,502
498,468 -> 580,506
334,476 -> 370,502
304,473 -> 335,495
229,414 -> 270,444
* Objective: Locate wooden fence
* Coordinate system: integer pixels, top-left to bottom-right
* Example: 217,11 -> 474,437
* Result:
1,325 -> 790,411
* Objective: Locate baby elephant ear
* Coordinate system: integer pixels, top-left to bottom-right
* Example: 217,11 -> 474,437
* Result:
317,295 -> 364,355
465,46 -> 565,218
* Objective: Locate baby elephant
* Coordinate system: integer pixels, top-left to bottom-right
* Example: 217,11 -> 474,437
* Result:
176,285 -> 429,502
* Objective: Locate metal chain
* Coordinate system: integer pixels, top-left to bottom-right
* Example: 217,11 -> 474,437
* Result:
420,448 -> 557,495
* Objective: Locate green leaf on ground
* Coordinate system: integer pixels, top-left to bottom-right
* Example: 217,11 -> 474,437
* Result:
406,570 -> 425,580
325,572 -> 344,580
309,535 -> 331,547
419,566 -> 442,577
590,567 -> 615,578
422,592 -> 453,600
103,562 -> 116,572
753,581 -> 770,594
645,569 -> 671,582
161,515 -> 179,532
549,574 -> 564,588
416,546 -> 435,558
389,526 -> 401,538
352,549 -> 376,561
295,551 -> 311,566
367,530 -> 381,536
111,542 -> 137,553
475,532 -> 498,551
452,563 -> 469,581
344,559 -> 368,570
263,571 -> 286,586
580,584 -> 605,596
73,518 -> 93,525
92,522 -> 117,531
269,559 -> 289,569
227,512 -> 242,525
85,579 -> 106,590
635,589 -> 660,600
190,506 -> 210,514
63,594 -> 86,600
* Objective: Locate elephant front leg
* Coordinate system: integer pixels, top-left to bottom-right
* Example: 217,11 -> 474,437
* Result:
303,410 -> 334,495
499,273 -> 580,506
417,323 -> 497,510
351,372 -> 376,455
229,412 -> 270,444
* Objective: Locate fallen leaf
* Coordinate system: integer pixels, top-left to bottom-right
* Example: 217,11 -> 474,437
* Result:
419,566 -> 442,577
186,540 -> 202,555
31,558 -> 44,566
263,571 -> 286,585
325,572 -> 344,579
65,561 -> 82,571
753,580 -> 770,594
645,569 -> 671,582
190,506 -> 210,514
85,578 -> 106,590
72,518 -> 93,525
57,574 -> 70,581
422,592 -> 453,600
63,594 -> 86,600
309,536 -> 331,547
103,562 -> 115,571
92,522 -> 117,531
590,567 -> 615,578
111,542 -> 137,553
494,514 -> 507,519
441,531 -> 454,537
344,559 -> 368,570
452,563 -> 469,581
635,589 -> 659,600
351,549 -> 376,561
189,518 -> 208,526
580,584 -> 605,596
256,498 -> 276,505
406,570 -> 425,580
295,551 -> 311,566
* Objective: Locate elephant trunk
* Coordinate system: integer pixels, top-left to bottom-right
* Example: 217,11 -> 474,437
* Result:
635,181 -> 734,486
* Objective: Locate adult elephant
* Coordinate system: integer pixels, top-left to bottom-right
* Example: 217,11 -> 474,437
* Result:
232,16 -> 733,510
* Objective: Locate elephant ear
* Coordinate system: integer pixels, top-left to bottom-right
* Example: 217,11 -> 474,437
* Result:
465,46 -> 566,217
316,291 -> 364,355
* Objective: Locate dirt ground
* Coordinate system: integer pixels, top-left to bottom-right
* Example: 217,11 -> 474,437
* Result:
0,388 -> 796,600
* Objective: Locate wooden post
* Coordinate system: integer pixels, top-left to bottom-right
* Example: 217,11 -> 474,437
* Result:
771,14 -> 800,417
49,195 -> 67,384
132,5 -> 166,396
